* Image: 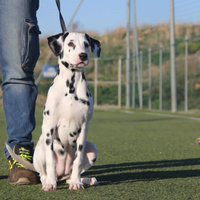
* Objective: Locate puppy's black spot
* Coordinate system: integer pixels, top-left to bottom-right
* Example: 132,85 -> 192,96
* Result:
50,128 -> 54,135
69,83 -> 74,89
58,149 -> 65,156
73,140 -> 76,144
51,143 -> 54,151
73,132 -> 77,136
78,128 -> 81,134
47,133 -> 50,137
62,145 -> 65,149
46,139 -> 51,146
75,96 -> 78,101
72,145 -> 75,148
78,145 -> 83,151
68,73 -> 75,93
79,99 -> 90,106
44,111 -> 46,115
71,73 -> 75,82
92,158 -> 97,163
80,99 -> 86,104
57,137 -> 61,142
46,110 -> 50,115
69,88 -> 75,94
62,61 -> 69,68
69,133 -> 74,137
86,92 -> 89,97
66,80 -> 69,87
65,93 -> 68,96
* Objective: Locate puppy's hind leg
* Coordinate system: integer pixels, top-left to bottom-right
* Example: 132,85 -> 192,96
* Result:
81,141 -> 97,173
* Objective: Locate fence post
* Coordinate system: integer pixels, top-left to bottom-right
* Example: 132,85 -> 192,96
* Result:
126,0 -> 130,108
133,0 -> 142,109
159,45 -> 163,111
185,35 -> 188,113
140,51 -> 143,109
94,58 -> 98,107
148,48 -> 151,110
118,57 -> 122,108
132,56 -> 135,108
170,0 -> 177,112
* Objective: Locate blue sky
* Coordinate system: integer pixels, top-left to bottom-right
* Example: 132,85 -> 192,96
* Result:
37,0 -> 200,37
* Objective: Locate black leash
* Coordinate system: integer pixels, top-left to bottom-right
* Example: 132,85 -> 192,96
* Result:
55,0 -> 67,33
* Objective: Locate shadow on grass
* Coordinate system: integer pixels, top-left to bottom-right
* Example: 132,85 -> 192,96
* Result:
84,158 -> 200,185
2,159 -> 200,187
0,176 -> 7,180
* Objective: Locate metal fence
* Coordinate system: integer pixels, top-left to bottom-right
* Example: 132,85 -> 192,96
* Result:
131,35 -> 200,112
87,57 -> 122,108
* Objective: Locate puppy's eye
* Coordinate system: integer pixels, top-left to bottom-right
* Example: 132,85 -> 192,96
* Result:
68,42 -> 75,47
84,42 -> 89,48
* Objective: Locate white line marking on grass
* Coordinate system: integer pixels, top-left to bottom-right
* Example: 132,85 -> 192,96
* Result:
145,112 -> 200,121
121,110 -> 134,114
120,109 -> 200,121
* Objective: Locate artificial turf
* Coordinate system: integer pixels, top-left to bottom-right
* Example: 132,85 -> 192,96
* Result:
1,108 -> 200,199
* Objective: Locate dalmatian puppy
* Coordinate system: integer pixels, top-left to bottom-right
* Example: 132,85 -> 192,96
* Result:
7,32 -> 101,191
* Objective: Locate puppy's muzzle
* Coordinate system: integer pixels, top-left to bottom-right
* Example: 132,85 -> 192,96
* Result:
79,53 -> 88,61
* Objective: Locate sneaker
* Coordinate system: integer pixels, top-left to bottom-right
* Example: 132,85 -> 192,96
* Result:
8,144 -> 37,185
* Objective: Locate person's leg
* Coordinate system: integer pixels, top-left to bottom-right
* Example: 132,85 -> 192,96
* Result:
0,0 -> 40,158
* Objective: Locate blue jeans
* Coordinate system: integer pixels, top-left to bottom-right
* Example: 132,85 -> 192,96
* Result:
0,0 -> 40,158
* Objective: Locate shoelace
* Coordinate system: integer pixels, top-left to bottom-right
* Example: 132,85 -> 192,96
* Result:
9,148 -> 32,169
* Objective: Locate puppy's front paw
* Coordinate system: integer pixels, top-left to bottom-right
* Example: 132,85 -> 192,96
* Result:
68,179 -> 84,190
42,179 -> 57,191
69,183 -> 84,190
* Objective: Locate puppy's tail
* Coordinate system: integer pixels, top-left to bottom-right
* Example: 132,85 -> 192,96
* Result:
6,144 -> 36,172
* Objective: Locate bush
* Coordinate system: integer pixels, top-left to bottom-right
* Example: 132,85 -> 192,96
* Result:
178,42 -> 200,54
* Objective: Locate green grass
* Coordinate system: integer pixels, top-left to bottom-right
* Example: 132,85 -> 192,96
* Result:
1,108 -> 200,199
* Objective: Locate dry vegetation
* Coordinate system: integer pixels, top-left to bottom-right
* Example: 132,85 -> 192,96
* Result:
1,22 -> 200,109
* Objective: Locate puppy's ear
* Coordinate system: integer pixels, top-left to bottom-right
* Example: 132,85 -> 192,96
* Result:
47,32 -> 69,56
85,34 -> 101,58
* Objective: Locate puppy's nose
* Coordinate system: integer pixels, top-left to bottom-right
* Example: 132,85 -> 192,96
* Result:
79,53 -> 88,61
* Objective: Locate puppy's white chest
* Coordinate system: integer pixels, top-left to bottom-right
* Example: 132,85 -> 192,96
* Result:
58,94 -> 92,121
50,70 -> 93,124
